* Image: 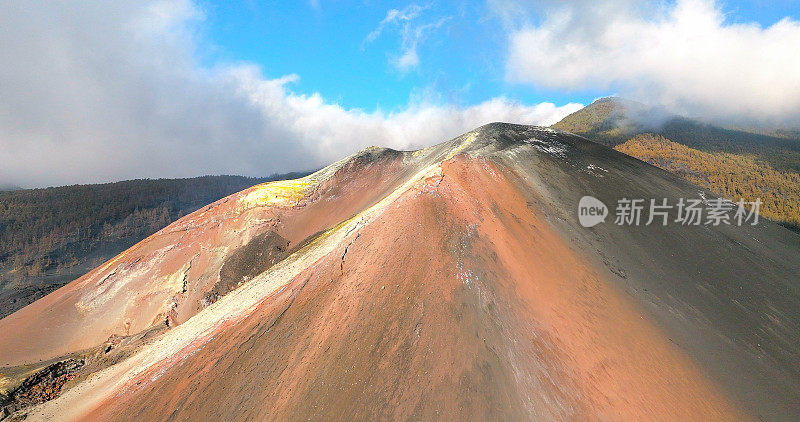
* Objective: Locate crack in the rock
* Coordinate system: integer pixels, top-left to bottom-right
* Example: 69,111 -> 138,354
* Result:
340,232 -> 361,272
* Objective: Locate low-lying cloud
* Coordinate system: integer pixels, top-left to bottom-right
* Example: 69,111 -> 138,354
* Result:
503,0 -> 800,125
0,1 -> 580,188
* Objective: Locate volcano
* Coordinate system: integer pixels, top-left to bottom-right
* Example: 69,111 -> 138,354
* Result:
1,123 -> 798,420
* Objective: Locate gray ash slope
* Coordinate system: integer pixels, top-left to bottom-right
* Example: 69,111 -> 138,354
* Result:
481,123 -> 800,419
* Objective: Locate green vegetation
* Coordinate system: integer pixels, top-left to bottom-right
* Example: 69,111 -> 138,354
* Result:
553,97 -> 800,173
554,98 -> 800,229
551,97 -> 634,145
616,134 -> 800,229
658,118 -> 800,173
0,174 -> 306,277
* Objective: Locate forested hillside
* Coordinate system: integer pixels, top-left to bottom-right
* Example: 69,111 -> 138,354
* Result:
551,97 -> 641,145
0,173 -> 307,318
615,134 -> 800,230
554,98 -> 800,230
553,98 -> 800,173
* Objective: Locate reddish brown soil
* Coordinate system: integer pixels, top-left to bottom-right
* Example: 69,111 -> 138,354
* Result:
8,124 -> 794,420
82,155 -> 742,420
0,149 -> 413,366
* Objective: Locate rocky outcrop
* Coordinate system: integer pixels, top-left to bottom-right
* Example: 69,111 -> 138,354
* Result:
1,359 -> 83,419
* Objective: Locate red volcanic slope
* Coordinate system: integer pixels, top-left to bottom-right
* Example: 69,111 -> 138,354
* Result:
1,123 -> 799,420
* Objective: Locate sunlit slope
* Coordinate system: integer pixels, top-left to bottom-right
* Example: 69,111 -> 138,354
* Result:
0,145 -> 443,366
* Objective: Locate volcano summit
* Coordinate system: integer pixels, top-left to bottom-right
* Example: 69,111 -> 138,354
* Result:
1,123 -> 798,420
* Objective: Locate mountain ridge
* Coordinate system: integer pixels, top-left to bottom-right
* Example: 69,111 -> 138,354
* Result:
2,123 -> 798,420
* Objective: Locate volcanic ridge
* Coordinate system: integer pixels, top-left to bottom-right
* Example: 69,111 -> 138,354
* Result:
1,123 -> 798,420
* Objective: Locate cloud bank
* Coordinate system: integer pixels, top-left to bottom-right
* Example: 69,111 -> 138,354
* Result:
504,0 -> 800,125
0,1 -> 580,188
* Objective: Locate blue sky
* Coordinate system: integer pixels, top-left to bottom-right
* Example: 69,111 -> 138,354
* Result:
198,0 -> 799,112
1,0 -> 799,187
198,1 -> 542,110
722,0 -> 800,25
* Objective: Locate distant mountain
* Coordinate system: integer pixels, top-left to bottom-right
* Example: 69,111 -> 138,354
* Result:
0,173 -> 308,319
1,124 -> 798,420
551,97 -> 663,144
553,98 -> 800,171
554,98 -> 800,229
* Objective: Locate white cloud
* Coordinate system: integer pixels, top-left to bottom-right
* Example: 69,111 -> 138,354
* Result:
366,4 -> 427,44
0,0 -> 580,188
394,16 -> 450,73
395,49 -> 421,72
364,4 -> 449,73
503,0 -> 800,124
228,66 -> 581,166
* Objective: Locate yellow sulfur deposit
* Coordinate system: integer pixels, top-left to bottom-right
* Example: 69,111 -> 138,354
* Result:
445,133 -> 475,159
244,178 -> 315,207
